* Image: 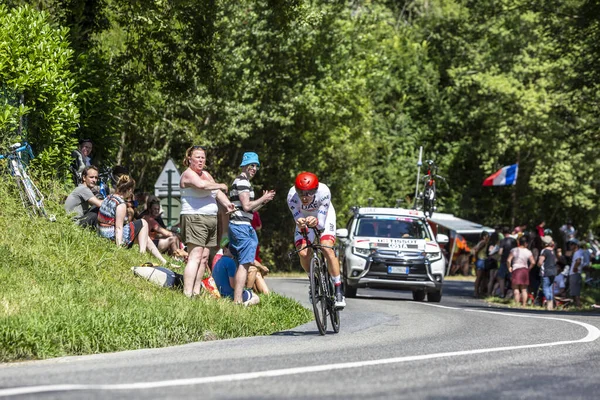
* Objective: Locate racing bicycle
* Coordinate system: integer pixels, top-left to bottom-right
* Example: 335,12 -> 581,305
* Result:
291,227 -> 340,335
0,142 -> 53,220
420,160 -> 446,218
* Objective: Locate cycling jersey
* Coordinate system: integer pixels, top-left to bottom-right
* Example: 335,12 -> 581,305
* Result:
287,183 -> 336,246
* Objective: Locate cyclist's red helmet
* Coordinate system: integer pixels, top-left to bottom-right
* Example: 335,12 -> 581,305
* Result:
295,172 -> 319,191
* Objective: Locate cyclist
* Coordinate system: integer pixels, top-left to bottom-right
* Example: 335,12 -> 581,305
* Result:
287,172 -> 345,308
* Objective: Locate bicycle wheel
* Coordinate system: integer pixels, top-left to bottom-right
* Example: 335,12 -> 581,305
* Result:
23,176 -> 48,218
14,176 -> 35,217
327,277 -> 341,333
310,256 -> 327,335
423,187 -> 432,217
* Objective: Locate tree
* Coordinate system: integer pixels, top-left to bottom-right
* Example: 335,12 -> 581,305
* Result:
0,4 -> 79,174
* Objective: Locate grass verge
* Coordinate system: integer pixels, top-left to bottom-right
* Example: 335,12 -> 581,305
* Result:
0,178 -> 312,362
485,286 -> 600,312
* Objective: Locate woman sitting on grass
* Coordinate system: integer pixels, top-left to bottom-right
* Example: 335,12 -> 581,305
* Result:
97,175 -> 168,265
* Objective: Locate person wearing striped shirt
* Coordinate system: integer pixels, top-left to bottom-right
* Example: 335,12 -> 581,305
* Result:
228,152 -> 276,304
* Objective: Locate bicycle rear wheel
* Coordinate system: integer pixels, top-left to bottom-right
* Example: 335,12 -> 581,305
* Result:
423,185 -> 436,218
328,278 -> 341,333
310,256 -> 327,335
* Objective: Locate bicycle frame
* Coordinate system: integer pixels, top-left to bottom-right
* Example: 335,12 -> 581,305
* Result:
0,142 -> 52,220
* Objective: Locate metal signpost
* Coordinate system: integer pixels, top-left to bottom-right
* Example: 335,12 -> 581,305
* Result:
154,159 -> 181,227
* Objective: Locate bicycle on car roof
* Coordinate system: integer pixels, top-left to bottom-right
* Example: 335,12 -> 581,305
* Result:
419,160 -> 446,218
290,227 -> 340,335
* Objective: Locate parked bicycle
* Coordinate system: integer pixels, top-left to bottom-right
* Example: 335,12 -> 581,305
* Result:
0,142 -> 54,221
290,227 -> 340,335
420,160 -> 446,218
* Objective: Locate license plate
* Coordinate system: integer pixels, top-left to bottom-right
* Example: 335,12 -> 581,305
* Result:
388,266 -> 409,274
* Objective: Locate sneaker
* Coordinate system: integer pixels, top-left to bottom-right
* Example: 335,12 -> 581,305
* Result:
334,286 -> 346,309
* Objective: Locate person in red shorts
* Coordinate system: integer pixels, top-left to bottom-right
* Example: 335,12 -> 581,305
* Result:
507,235 -> 536,306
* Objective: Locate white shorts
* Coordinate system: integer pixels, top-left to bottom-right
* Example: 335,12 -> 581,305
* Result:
294,208 -> 336,247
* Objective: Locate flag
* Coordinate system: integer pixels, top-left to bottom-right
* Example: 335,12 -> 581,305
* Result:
483,164 -> 518,186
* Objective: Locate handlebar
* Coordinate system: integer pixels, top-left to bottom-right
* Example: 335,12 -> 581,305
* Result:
0,142 -> 33,160
287,226 -> 334,259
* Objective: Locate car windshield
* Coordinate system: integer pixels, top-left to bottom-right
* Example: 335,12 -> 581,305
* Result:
354,216 -> 432,240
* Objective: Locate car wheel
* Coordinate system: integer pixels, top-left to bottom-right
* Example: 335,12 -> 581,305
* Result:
343,280 -> 357,298
428,290 -> 442,302
412,290 -> 426,301
342,263 -> 357,298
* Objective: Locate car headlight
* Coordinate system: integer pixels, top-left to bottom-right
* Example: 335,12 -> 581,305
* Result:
426,252 -> 442,262
352,246 -> 370,256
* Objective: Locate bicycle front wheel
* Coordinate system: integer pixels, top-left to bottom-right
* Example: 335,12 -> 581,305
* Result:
328,277 -> 341,333
310,256 -> 327,335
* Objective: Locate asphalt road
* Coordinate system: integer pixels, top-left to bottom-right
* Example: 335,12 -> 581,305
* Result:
1,279 -> 599,399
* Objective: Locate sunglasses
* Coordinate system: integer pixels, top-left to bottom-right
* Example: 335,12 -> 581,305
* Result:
247,163 -> 260,170
192,145 -> 206,150
298,189 -> 317,197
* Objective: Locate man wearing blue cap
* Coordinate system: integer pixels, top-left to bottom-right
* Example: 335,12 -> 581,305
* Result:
229,152 -> 276,304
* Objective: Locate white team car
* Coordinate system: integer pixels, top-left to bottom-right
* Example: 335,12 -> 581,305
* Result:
336,207 -> 449,302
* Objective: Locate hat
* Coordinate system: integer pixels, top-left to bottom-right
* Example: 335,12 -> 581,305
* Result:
220,236 -> 230,248
541,236 -> 553,246
568,238 -> 579,246
240,152 -> 260,167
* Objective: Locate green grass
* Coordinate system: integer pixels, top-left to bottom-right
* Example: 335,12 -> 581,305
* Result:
485,285 -> 600,312
0,178 -> 312,362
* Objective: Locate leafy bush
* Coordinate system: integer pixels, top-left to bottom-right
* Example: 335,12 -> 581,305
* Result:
0,4 -> 79,175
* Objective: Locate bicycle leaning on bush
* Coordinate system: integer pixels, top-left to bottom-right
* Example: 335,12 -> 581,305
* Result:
290,227 -> 340,335
0,142 -> 54,220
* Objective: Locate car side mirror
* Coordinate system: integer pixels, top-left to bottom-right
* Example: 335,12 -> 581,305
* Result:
336,228 -> 349,239
436,233 -> 449,244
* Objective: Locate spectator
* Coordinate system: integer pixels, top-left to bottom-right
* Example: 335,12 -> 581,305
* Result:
228,152 -> 275,304
69,139 -> 93,185
486,232 -> 501,297
64,166 -> 102,227
143,197 -> 181,256
536,221 -> 546,238
494,227 -> 517,298
553,264 -> 567,298
179,145 -> 235,298
450,250 -> 470,276
246,265 -> 270,295
560,220 -> 576,250
528,233 -> 543,297
251,211 -> 270,276
507,235 -> 536,307
97,175 -> 168,265
538,236 -> 557,310
580,240 -> 591,274
472,231 -> 489,298
212,237 -> 260,306
568,239 -> 584,307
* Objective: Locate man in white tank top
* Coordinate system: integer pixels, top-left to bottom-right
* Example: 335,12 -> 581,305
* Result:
228,152 -> 276,304
179,146 -> 235,298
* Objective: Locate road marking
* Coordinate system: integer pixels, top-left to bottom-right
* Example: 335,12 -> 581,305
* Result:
1,306 -> 598,397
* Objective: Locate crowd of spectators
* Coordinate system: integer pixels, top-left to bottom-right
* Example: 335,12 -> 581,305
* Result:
64,141 -> 274,306
457,220 -> 600,309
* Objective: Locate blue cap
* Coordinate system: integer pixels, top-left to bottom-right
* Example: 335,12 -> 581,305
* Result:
240,152 -> 260,167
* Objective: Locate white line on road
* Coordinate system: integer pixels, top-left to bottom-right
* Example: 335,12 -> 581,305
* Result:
1,306 -> 598,397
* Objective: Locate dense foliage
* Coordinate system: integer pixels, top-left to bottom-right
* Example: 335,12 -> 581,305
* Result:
1,1 -> 599,269
0,4 -> 79,174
